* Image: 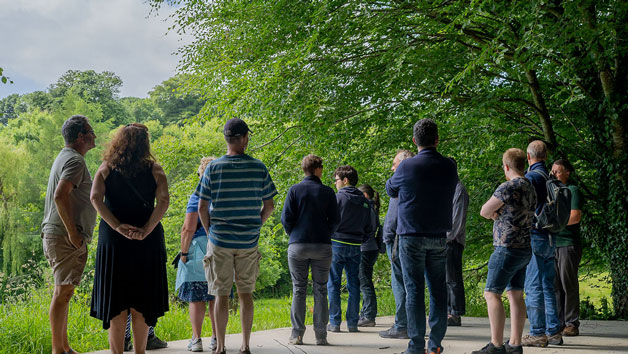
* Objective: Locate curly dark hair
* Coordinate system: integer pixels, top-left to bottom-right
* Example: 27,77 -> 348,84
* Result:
334,165 -> 358,186
413,118 -> 438,147
103,123 -> 155,176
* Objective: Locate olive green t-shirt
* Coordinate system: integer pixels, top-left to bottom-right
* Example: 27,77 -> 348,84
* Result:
555,184 -> 583,247
41,148 -> 97,242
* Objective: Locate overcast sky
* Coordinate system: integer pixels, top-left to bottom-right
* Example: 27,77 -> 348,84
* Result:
0,0 -> 185,99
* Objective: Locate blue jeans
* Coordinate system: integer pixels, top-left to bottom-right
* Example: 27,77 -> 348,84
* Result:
525,232 -> 561,336
387,241 -> 407,330
327,242 -> 361,328
399,236 -> 447,354
485,246 -> 531,294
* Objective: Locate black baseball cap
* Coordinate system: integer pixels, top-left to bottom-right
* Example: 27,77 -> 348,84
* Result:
223,118 -> 252,137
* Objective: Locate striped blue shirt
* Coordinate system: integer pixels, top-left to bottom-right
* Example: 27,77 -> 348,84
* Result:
195,154 -> 277,249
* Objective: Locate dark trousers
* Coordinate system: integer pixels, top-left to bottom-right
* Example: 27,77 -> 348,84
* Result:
359,250 -> 379,320
554,244 -> 582,329
446,241 -> 465,316
288,243 -> 332,339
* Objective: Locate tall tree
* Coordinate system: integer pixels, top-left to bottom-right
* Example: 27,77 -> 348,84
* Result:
148,74 -> 206,125
154,0 -> 628,317
48,70 -> 128,125
0,94 -> 28,125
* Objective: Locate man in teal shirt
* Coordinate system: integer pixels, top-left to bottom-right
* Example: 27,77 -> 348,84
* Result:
551,159 -> 583,337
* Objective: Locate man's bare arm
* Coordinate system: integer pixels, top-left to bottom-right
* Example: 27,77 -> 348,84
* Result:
198,199 -> 211,235
568,210 -> 582,225
54,179 -> 82,249
480,196 -> 504,220
260,198 -> 275,224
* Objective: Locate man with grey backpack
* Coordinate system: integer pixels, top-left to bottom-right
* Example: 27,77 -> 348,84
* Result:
521,140 -> 569,348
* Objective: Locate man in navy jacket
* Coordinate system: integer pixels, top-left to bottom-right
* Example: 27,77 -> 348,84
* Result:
281,154 -> 340,345
386,119 -> 458,354
522,140 -> 562,347
327,165 -> 373,333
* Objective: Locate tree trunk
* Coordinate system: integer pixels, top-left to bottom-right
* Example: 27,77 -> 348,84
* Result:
525,69 -> 557,148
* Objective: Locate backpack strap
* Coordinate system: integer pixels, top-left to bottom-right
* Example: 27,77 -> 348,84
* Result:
529,169 -> 549,181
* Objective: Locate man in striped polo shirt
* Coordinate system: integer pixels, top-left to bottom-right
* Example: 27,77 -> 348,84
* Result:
197,118 -> 277,354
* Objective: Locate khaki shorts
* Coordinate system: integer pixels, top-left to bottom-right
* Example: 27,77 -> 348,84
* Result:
203,242 -> 261,296
42,233 -> 88,286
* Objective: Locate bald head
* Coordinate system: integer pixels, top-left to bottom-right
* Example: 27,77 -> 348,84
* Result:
527,140 -> 547,162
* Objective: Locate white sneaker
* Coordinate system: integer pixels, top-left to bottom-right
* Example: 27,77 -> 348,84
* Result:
188,337 -> 203,352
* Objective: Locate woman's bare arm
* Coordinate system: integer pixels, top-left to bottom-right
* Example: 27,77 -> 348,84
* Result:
135,162 -> 170,239
180,211 -> 199,263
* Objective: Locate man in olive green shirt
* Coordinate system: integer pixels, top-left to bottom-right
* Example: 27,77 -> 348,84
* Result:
551,159 -> 583,337
41,115 -> 97,354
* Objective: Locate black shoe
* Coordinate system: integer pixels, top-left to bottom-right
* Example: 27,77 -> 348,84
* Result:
471,342 -> 506,354
124,337 -> 133,352
379,326 -> 410,339
146,334 -> 168,350
348,327 -> 359,332
504,342 -> 523,354
447,315 -> 461,326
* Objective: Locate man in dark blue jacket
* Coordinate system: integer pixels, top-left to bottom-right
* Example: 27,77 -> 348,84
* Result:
386,119 -> 458,354
379,149 -> 414,340
327,165 -> 373,333
281,154 -> 340,346
522,140 -> 562,347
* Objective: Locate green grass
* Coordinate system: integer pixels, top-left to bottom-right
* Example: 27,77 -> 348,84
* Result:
579,272 -> 612,306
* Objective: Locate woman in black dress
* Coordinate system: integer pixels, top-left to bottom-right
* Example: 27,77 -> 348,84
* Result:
90,123 -> 169,354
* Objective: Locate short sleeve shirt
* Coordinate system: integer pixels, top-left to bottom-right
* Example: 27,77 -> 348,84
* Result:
556,184 -> 584,247
41,148 -> 97,241
195,154 -> 277,249
492,177 -> 536,248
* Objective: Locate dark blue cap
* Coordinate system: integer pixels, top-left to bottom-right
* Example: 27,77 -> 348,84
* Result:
223,118 -> 252,137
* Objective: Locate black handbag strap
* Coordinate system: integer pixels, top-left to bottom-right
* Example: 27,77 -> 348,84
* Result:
117,170 -> 153,212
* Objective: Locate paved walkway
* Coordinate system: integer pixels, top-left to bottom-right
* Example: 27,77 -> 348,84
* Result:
89,316 -> 628,354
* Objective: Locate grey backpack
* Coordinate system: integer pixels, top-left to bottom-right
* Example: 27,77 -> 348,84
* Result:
531,170 -> 572,234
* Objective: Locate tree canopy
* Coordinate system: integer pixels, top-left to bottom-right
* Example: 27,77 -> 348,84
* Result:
151,0 -> 628,317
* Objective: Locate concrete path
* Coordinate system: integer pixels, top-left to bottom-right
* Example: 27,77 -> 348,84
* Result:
88,316 -> 628,354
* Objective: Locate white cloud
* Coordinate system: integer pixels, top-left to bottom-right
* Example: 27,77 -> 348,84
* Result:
0,0 -> 187,98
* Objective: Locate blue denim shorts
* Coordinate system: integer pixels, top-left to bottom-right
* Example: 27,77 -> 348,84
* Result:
485,246 -> 531,294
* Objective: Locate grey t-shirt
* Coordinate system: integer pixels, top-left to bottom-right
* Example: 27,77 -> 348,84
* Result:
41,148 -> 97,242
